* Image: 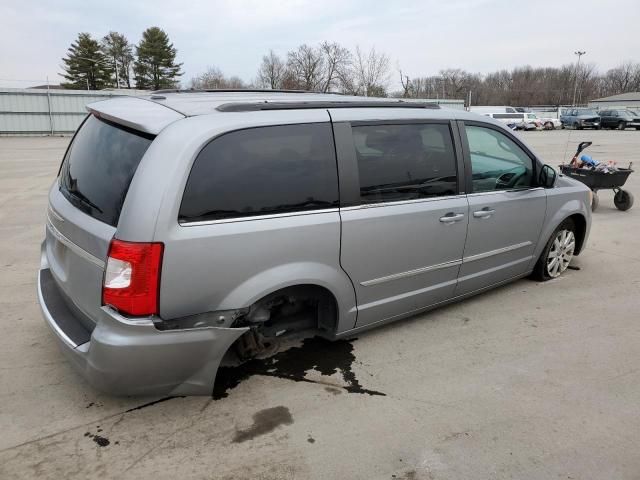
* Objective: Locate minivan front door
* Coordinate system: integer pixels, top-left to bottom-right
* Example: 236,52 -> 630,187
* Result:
334,120 -> 469,328
455,122 -> 546,296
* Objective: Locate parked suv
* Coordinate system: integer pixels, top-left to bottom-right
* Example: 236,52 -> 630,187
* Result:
598,109 -> 640,130
560,108 -> 601,129
38,91 -> 591,395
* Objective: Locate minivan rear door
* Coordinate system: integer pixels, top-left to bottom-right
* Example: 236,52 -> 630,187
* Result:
333,117 -> 469,328
44,114 -> 153,330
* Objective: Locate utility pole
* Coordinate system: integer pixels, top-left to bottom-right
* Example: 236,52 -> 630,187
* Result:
572,51 -> 586,106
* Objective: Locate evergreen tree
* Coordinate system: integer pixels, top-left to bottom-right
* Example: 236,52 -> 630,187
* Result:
61,33 -> 112,90
101,31 -> 134,89
134,27 -> 183,90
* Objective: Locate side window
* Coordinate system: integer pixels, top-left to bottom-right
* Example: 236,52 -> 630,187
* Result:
465,125 -> 534,193
352,123 -> 458,204
179,123 -> 339,222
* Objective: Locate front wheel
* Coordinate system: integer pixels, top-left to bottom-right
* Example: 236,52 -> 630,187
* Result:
531,219 -> 576,281
618,121 -> 627,130
614,190 -> 634,211
544,121 -> 554,130
574,122 -> 582,130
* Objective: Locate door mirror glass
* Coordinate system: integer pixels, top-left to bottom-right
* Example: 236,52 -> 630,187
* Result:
539,164 -> 556,188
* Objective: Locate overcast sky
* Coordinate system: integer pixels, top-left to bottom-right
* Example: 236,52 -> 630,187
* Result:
1,0 -> 639,90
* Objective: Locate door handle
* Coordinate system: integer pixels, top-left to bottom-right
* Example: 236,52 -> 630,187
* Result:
473,208 -> 495,219
439,213 -> 465,223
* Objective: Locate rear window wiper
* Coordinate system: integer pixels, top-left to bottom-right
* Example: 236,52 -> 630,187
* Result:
63,188 -> 103,214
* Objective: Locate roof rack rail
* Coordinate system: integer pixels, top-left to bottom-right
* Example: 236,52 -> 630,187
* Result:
151,88 -> 337,95
216,101 -> 441,112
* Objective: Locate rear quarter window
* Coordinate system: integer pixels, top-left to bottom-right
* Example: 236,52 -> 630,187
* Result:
59,115 -> 153,227
179,123 -> 339,223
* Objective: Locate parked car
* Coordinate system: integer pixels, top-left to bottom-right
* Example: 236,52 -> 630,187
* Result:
38,91 -> 592,395
481,112 -> 540,130
560,108 -> 601,129
598,109 -> 640,130
537,117 -> 563,130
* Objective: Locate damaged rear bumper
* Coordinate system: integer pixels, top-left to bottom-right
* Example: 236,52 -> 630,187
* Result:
37,267 -> 248,396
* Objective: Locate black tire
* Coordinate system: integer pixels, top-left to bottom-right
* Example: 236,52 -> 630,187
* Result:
574,122 -> 582,130
531,218 -> 576,281
614,190 -> 634,211
591,192 -> 599,212
544,121 -> 554,130
618,121 -> 627,130
635,127 -> 640,131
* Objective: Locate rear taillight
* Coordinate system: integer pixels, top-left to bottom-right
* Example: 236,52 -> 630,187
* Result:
102,239 -> 164,316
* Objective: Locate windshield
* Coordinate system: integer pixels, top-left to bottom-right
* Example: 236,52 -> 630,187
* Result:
59,115 -> 153,227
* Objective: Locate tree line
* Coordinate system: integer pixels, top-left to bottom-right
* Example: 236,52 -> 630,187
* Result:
398,62 -> 640,106
61,28 -> 182,90
61,33 -> 640,105
194,41 -> 640,105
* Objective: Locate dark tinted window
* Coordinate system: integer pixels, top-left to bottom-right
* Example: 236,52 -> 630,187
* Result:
465,125 -> 533,193
59,115 -> 152,227
352,123 -> 457,204
180,123 -> 338,222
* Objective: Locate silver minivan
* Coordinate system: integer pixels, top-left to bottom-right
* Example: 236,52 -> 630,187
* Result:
38,91 -> 592,396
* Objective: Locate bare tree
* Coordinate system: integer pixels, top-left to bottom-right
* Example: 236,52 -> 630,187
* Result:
190,66 -> 246,89
399,69 -> 411,98
602,61 -> 640,95
319,41 -> 352,92
257,50 -> 286,89
352,46 -> 390,97
286,44 -> 325,91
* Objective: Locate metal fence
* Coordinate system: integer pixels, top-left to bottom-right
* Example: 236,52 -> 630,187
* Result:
0,88 -> 466,135
0,88 -> 146,135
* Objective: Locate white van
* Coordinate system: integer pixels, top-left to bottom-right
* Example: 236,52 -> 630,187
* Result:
470,106 -> 519,114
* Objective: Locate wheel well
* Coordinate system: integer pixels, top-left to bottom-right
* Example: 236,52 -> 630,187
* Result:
568,213 -> 587,254
227,284 -> 339,361
238,284 -> 338,335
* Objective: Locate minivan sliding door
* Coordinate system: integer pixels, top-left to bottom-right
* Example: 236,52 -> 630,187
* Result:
334,119 -> 469,328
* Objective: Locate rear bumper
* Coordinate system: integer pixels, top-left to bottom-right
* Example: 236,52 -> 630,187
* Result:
37,267 -> 248,396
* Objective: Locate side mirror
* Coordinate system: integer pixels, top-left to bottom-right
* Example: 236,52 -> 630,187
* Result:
539,164 -> 557,188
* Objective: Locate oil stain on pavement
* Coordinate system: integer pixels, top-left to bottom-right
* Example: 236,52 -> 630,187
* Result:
213,336 -> 385,399
232,406 -> 294,443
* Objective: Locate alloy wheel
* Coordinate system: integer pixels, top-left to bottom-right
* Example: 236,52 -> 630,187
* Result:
546,229 -> 575,278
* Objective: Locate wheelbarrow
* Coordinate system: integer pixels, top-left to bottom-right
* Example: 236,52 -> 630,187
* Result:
559,141 -> 634,212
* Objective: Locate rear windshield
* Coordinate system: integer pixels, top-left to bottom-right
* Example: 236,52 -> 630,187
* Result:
59,115 -> 153,227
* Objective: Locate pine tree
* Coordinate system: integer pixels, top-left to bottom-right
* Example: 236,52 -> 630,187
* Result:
61,33 -> 112,90
101,32 -> 134,89
134,27 -> 183,90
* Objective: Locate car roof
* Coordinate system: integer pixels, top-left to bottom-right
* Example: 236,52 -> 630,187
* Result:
142,90 -> 445,116
86,90 -> 493,135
